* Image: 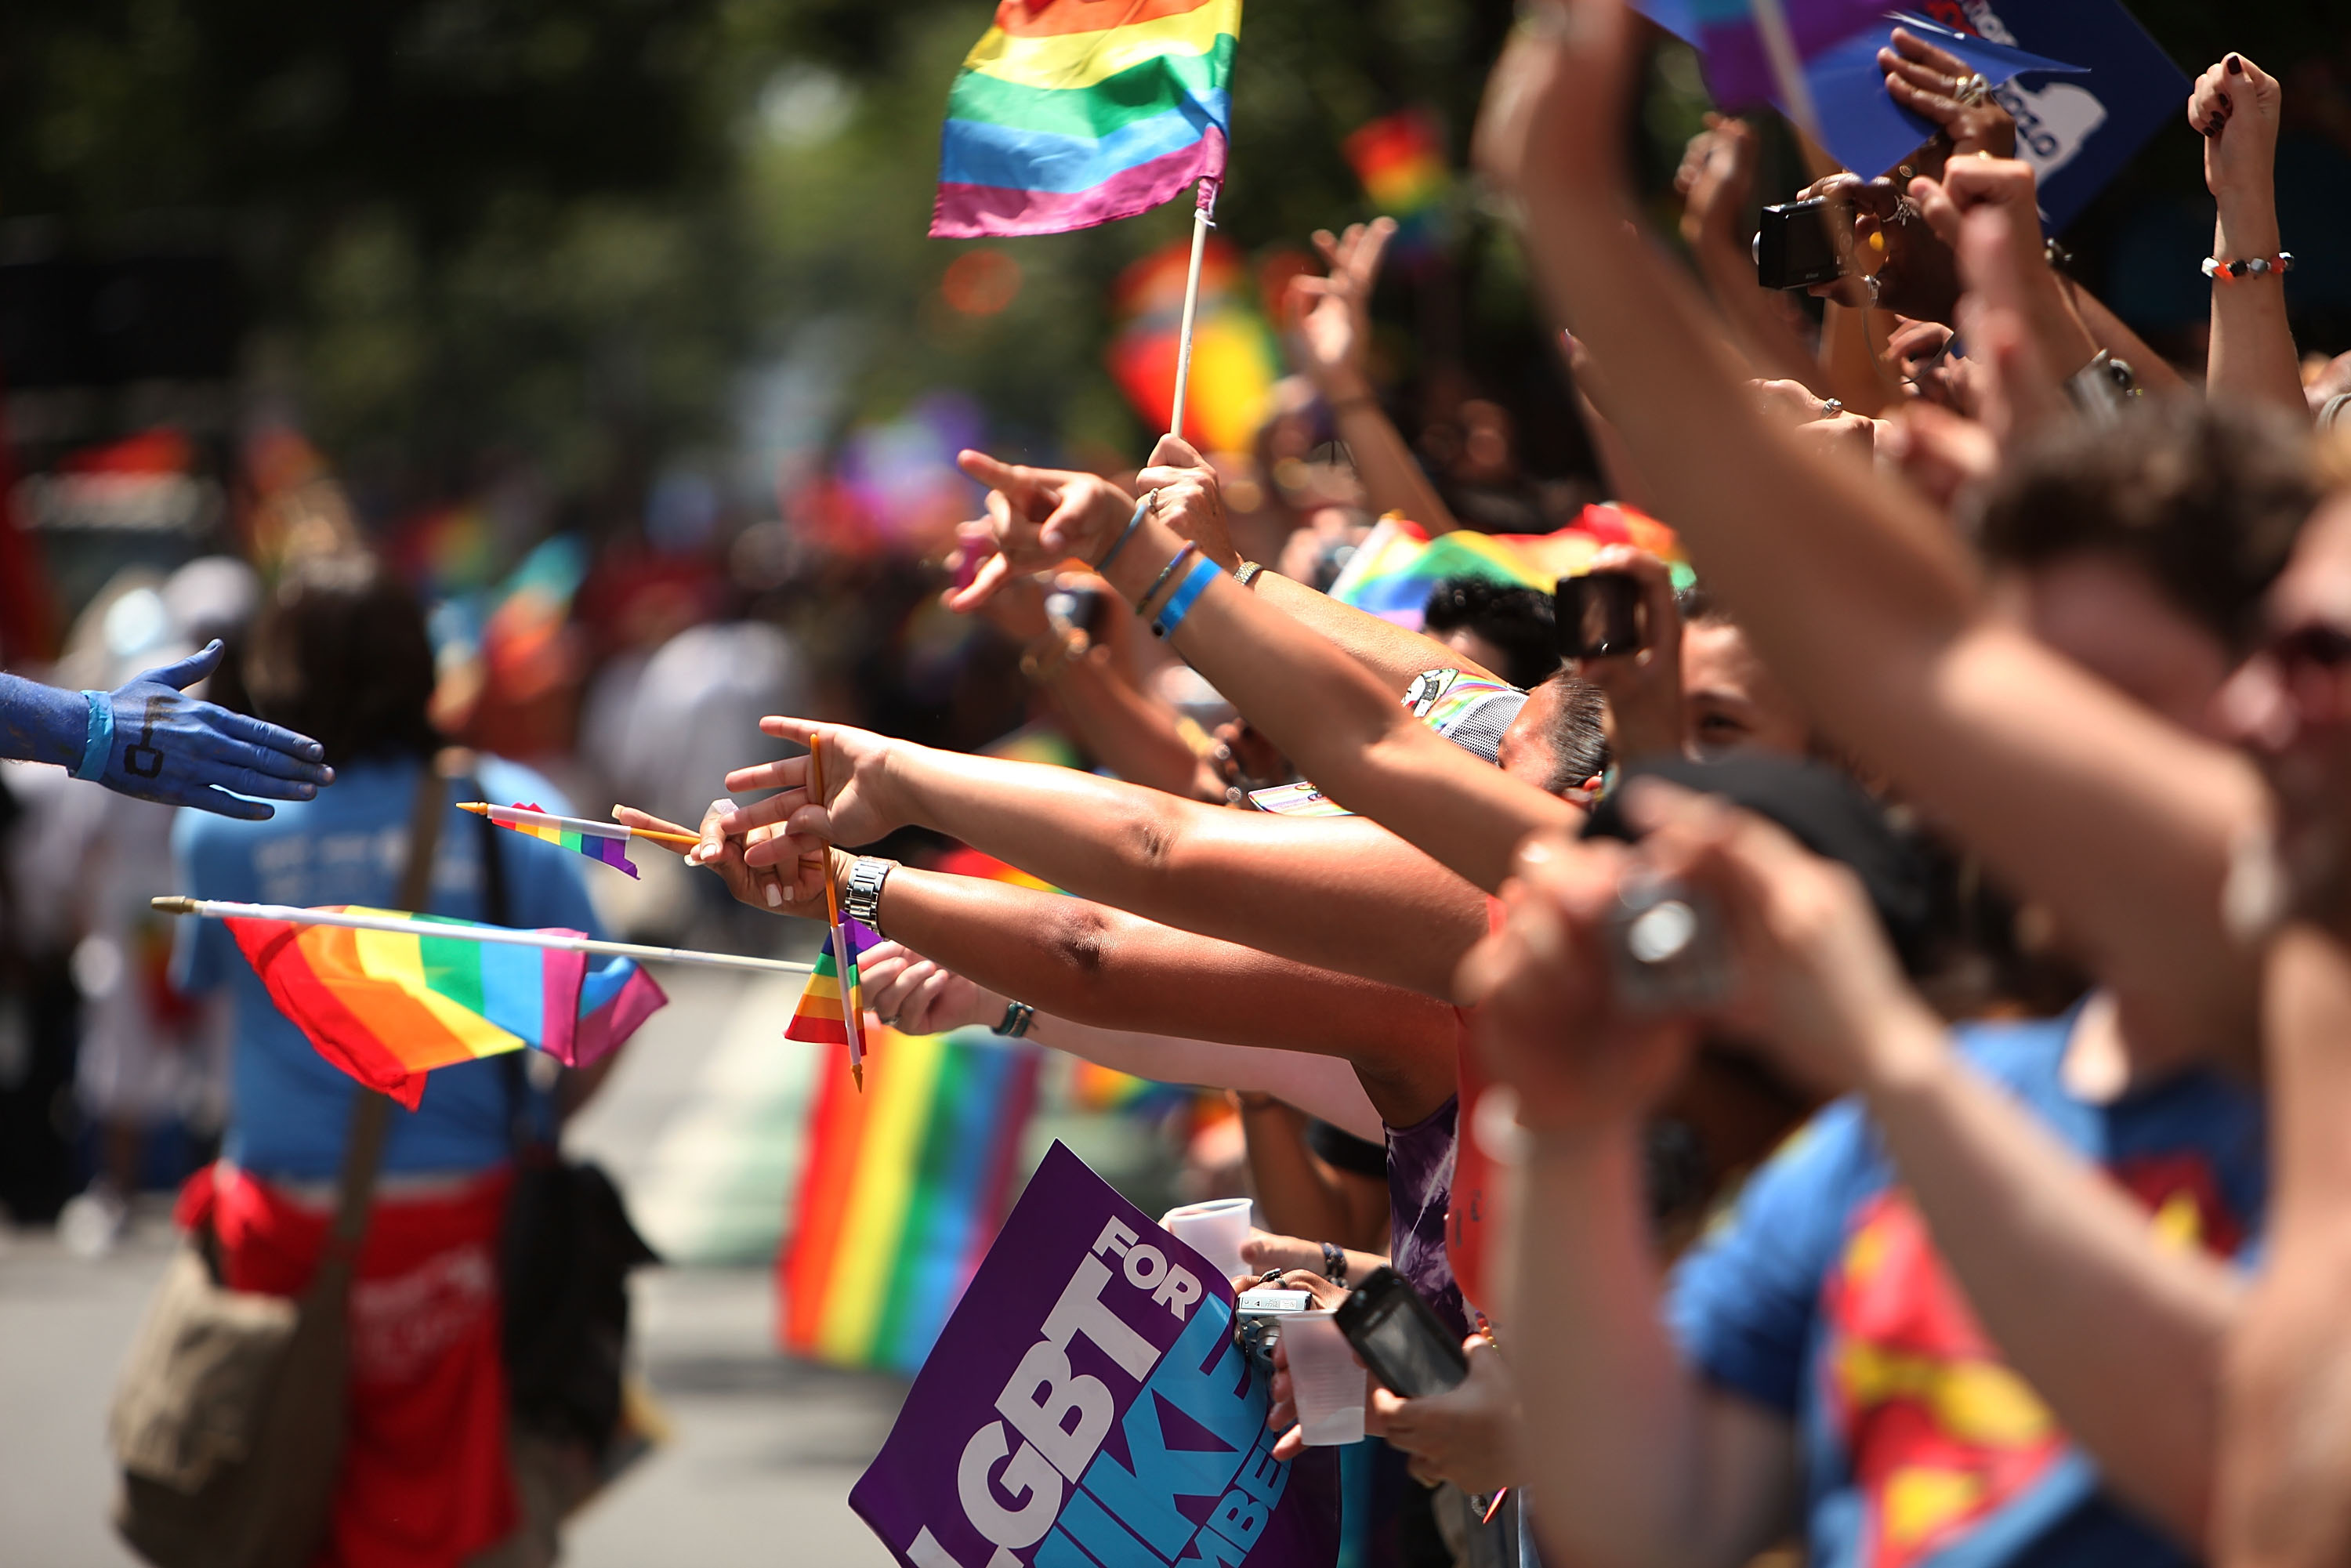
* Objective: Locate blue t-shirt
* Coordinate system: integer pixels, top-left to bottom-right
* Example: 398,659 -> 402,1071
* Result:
1668,1011 -> 2266,1568
173,756 -> 605,1180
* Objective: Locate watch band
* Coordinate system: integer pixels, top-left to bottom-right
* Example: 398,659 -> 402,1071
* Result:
995,1000 -> 1035,1038
842,856 -> 894,934
1235,560 -> 1266,589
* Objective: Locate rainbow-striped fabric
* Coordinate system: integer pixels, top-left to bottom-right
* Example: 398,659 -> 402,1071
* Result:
487,802 -> 639,879
1328,505 -> 1693,628
224,907 -> 666,1108
782,1024 -> 1042,1372
785,919 -> 878,1052
930,0 -> 1242,239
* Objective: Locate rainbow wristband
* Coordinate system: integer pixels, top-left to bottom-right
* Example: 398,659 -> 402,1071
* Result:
1151,555 -> 1223,639
74,691 -> 114,781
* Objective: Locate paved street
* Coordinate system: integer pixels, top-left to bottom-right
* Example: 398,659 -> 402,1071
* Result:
0,968 -> 907,1566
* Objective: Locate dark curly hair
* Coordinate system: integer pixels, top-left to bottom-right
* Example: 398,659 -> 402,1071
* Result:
1971,396 -> 2319,654
1422,577 -> 1560,689
241,554 -> 442,769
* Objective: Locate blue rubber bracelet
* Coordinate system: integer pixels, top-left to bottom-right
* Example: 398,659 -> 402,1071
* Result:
75,691 -> 114,781
1152,556 -> 1223,639
1096,495 -> 1151,572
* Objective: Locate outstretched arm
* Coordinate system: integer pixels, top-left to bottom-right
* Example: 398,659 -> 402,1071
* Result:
935,458 -> 1578,894
654,808 -> 1458,1127
1118,436 -> 1506,693
853,938 -> 1387,1142
1464,828 -> 1796,1568
716,724 -> 1489,998
1475,0 -> 2265,1066
1,643 -> 334,817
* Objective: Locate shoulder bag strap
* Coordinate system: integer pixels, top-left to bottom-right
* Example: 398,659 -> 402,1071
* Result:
318,761 -> 448,1267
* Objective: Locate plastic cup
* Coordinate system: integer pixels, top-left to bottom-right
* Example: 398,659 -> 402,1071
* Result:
1282,1312 -> 1367,1447
1161,1197 -> 1255,1279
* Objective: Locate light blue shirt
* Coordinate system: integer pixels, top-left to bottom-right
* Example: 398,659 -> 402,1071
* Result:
174,755 -> 604,1179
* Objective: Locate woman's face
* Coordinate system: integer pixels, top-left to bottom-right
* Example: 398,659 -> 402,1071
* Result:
1681,621 -> 1811,759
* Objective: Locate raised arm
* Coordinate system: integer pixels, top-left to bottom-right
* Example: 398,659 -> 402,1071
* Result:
939,456 -> 1579,893
1474,0 -> 2265,1063
852,937 -> 1387,1142
1464,827 -> 1796,1568
2188,53 -> 2309,422
1281,219 -> 1464,535
715,724 -> 1487,998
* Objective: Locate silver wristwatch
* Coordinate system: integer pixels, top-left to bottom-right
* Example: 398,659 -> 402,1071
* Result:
842,856 -> 894,933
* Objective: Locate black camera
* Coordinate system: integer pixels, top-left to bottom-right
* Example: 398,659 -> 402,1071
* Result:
1753,198 -> 1845,291
1556,570 -> 1643,660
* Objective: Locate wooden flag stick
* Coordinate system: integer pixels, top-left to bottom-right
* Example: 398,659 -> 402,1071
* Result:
805,735 -> 865,1092
151,897 -> 814,976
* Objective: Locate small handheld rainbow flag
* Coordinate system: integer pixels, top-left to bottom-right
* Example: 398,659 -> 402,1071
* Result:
1327,505 -> 1692,628
930,0 -> 1243,239
786,918 -> 878,1060
222,905 -> 667,1108
1342,107 -> 1453,259
462,802 -> 652,879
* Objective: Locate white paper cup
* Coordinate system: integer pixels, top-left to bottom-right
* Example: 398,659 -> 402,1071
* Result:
1283,1311 -> 1367,1447
1161,1197 -> 1255,1279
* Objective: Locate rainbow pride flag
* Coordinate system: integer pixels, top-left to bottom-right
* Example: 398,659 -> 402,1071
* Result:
1343,107 -> 1452,259
930,0 -> 1243,239
224,907 -> 667,1109
1328,505 -> 1692,628
781,1024 -> 1042,1372
486,802 -> 639,879
785,918 -> 878,1052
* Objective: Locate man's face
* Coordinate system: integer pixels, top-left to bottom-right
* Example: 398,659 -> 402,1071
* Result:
2221,495 -> 2351,923
1681,621 -> 1810,759
2003,552 -> 2236,741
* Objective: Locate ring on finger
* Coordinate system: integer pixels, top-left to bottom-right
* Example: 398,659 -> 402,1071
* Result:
1955,72 -> 1990,105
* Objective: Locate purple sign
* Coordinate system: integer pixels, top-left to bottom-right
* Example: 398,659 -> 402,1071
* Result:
850,1143 -> 1342,1568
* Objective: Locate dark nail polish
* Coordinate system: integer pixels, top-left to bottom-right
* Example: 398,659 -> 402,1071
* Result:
2226,55 -> 2242,74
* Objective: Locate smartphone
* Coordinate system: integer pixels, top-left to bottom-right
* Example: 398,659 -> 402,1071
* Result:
1753,198 -> 1845,290
1556,571 -> 1643,660
1332,1267 -> 1469,1398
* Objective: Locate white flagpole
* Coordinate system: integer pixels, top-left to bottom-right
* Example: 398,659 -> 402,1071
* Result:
152,897 -> 815,978
460,802 -> 697,848
1165,179 -> 1221,442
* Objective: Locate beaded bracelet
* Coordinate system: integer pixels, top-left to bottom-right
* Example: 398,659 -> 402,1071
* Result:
1135,542 -> 1199,619
2204,252 -> 2294,281
1152,554 -> 1223,639
1096,494 -> 1151,571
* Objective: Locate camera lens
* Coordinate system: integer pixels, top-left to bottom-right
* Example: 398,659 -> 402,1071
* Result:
1626,900 -> 1699,965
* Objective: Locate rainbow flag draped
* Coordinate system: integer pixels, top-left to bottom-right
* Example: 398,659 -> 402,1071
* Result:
781,1025 -> 1042,1372
487,802 -> 639,879
785,918 -> 878,1051
930,0 -> 1243,239
1328,505 -> 1692,628
224,907 -> 667,1109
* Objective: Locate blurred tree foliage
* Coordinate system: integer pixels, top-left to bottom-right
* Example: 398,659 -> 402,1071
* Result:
2,0 -> 1527,523
3,0 -> 2341,527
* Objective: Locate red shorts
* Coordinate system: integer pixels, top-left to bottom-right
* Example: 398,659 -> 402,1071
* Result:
179,1164 -> 520,1568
